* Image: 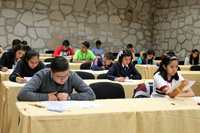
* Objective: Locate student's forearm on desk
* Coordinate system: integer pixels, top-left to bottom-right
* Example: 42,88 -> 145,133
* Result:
176,88 -> 195,97
72,59 -> 84,63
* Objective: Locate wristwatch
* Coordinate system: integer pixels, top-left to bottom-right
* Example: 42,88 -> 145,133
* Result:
67,95 -> 71,100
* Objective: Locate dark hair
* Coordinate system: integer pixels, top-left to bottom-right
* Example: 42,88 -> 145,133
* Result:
62,40 -> 70,46
22,41 -> 27,45
117,50 -> 133,67
51,56 -> 69,73
104,52 -> 115,60
127,44 -> 133,48
142,49 -> 155,64
12,39 -> 21,47
154,54 -> 179,80
189,49 -> 199,65
166,51 -> 175,56
8,44 -> 27,65
82,41 -> 90,48
96,40 -> 101,45
22,50 -> 40,73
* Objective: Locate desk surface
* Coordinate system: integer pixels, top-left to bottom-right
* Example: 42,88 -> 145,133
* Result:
10,97 -> 200,133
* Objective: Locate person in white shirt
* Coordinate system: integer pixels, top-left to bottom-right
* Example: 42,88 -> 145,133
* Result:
151,54 -> 195,98
184,49 -> 199,65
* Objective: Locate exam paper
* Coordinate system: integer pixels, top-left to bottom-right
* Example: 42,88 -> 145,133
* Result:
24,77 -> 32,82
190,97 -> 200,102
166,80 -> 196,94
8,69 -> 14,73
84,70 -> 108,74
77,101 -> 104,108
9,82 -> 26,86
42,101 -> 77,109
124,79 -> 139,83
42,101 -> 103,109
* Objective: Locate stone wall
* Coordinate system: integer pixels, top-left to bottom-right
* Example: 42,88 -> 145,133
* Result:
0,0 -> 200,60
0,0 -> 156,53
153,0 -> 200,60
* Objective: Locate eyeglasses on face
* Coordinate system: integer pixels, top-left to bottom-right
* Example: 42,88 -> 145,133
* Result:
53,73 -> 70,80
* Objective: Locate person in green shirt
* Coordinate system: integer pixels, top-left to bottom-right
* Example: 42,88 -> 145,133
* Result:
73,41 -> 96,63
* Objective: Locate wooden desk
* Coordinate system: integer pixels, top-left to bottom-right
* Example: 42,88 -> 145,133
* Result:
154,60 -> 161,65
40,57 -> 72,63
39,53 -> 52,57
10,97 -> 200,133
0,79 -> 152,133
178,71 -> 200,96
44,63 -> 82,70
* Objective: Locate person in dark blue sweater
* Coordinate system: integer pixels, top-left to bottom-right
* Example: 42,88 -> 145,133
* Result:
9,50 -> 46,83
91,53 -> 115,71
106,50 -> 142,82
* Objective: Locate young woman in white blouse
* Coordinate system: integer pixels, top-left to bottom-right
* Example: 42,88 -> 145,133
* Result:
184,49 -> 199,65
151,54 -> 195,98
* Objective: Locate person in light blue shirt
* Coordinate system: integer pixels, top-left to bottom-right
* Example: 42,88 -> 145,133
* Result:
137,50 -> 155,65
91,40 -> 104,56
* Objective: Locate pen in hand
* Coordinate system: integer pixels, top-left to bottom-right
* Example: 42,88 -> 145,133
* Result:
17,73 -> 22,78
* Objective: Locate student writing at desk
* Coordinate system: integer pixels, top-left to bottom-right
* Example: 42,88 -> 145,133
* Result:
106,50 -> 141,82
151,54 -> 194,98
137,49 -> 155,65
17,56 -> 96,101
0,45 -> 26,72
91,52 -> 114,71
72,41 -> 96,63
9,50 -> 46,83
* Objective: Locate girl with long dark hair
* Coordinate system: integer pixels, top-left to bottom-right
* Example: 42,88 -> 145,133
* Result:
151,54 -> 194,98
137,49 -> 155,65
184,49 -> 199,65
0,44 -> 26,72
9,50 -> 46,83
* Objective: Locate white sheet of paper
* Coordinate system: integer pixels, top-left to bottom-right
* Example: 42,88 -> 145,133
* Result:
84,70 -> 108,74
190,97 -> 200,102
42,101 -> 103,109
9,82 -> 26,86
24,77 -> 32,82
124,79 -> 139,83
8,69 -> 14,73
166,80 -> 196,94
64,56 -> 72,58
77,101 -> 104,108
42,101 -> 77,109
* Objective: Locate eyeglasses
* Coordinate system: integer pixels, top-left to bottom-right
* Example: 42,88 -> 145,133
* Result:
53,73 -> 70,80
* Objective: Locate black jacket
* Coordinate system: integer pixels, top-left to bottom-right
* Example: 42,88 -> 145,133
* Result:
106,62 -> 142,81
9,61 -> 46,82
0,52 -> 15,70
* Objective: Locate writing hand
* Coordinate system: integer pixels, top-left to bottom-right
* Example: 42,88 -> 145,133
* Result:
116,77 -> 126,82
17,77 -> 27,83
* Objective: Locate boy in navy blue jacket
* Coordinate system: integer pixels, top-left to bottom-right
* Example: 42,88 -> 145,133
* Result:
106,50 -> 142,82
91,53 -> 115,71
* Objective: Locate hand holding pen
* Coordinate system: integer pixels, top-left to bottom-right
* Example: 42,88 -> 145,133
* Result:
16,73 -> 27,83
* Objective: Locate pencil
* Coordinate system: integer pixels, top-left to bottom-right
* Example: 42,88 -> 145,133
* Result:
17,73 -> 22,78
28,103 -> 40,108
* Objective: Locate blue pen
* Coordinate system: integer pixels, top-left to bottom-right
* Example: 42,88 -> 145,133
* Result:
47,109 -> 63,113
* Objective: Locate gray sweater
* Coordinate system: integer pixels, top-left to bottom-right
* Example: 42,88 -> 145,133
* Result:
17,68 -> 96,101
